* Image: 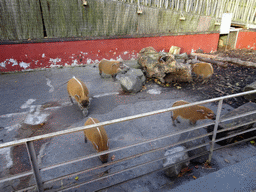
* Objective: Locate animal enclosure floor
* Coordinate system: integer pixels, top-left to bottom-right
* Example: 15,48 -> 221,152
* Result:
1,49 -> 256,191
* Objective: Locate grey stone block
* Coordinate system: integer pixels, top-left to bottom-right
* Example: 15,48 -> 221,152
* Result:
118,74 -> 143,93
179,129 -> 209,164
244,81 -> 256,101
163,146 -> 190,178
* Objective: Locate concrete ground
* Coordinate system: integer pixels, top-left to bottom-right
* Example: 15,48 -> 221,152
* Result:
0,62 -> 256,191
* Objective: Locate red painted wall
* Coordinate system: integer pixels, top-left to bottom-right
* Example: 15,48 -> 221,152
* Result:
236,31 -> 256,50
0,33 -> 219,72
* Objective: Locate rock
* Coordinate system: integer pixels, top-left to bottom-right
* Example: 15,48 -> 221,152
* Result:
125,68 -> 146,84
169,46 -> 181,55
124,60 -> 141,69
207,102 -> 256,145
138,47 -> 192,83
243,81 -> 256,101
163,146 -> 190,178
139,46 -> 158,55
179,129 -> 209,164
117,68 -> 145,93
119,75 -> 142,93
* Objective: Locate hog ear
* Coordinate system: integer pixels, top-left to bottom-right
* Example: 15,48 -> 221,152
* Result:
197,109 -> 204,114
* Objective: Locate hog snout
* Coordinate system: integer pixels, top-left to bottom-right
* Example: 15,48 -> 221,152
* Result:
100,154 -> 108,164
208,113 -> 216,120
81,100 -> 89,108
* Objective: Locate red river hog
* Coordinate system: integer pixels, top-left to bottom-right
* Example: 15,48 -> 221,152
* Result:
192,62 -> 214,83
67,76 -> 90,116
84,117 -> 109,163
171,100 -> 216,126
98,59 -> 123,79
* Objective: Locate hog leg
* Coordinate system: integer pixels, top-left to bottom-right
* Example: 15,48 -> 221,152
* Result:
189,119 -> 197,125
82,109 -> 89,117
69,96 -> 74,104
112,74 -> 117,81
171,113 -> 180,127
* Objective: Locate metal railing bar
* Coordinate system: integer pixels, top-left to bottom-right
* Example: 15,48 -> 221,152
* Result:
220,110 -> 256,123
92,152 -> 211,192
26,141 -> 44,192
57,150 -> 210,192
15,185 -> 37,192
1,89 -> 255,150
213,135 -> 256,152
209,99 -> 223,162
43,132 -> 213,184
0,171 -> 33,184
59,129 -> 256,192
0,105 -> 213,150
0,90 -> 255,191
45,128 -> 255,191
41,122 -> 214,172
216,121 -> 256,134
214,126 -> 256,143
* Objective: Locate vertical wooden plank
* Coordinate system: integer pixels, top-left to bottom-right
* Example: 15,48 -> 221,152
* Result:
40,0 -> 85,38
0,0 -> 43,40
0,0 -> 17,40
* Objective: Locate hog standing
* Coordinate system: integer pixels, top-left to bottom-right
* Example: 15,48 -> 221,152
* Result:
84,117 -> 109,163
171,100 -> 216,126
192,62 -> 214,83
67,76 -> 90,116
98,59 -> 123,80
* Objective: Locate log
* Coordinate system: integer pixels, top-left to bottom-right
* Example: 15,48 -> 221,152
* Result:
191,53 -> 256,68
190,53 -> 228,68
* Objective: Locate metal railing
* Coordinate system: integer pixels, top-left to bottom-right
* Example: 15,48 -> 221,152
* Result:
1,90 -> 256,191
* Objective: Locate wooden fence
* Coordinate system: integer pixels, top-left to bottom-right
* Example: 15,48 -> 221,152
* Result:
0,0 -> 255,41
122,0 -> 256,24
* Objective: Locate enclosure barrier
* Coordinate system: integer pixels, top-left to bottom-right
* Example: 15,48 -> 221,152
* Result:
0,90 -> 256,191
122,0 -> 256,25
1,0 -> 255,41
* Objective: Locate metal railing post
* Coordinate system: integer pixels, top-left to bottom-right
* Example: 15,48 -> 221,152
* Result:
26,141 -> 44,192
208,99 -> 223,163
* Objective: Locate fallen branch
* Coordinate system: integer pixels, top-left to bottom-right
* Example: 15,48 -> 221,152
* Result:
190,53 -> 228,68
191,53 -> 256,68
215,88 -> 225,94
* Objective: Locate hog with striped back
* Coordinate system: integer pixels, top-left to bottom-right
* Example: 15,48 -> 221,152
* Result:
84,117 -> 109,163
67,76 -> 90,116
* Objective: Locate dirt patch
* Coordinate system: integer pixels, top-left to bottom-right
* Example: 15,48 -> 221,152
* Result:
214,49 -> 256,63
153,49 -> 256,108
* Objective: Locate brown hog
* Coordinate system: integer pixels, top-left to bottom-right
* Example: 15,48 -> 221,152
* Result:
98,59 -> 123,79
84,117 -> 109,163
67,76 -> 90,116
192,62 -> 214,83
171,100 -> 215,126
